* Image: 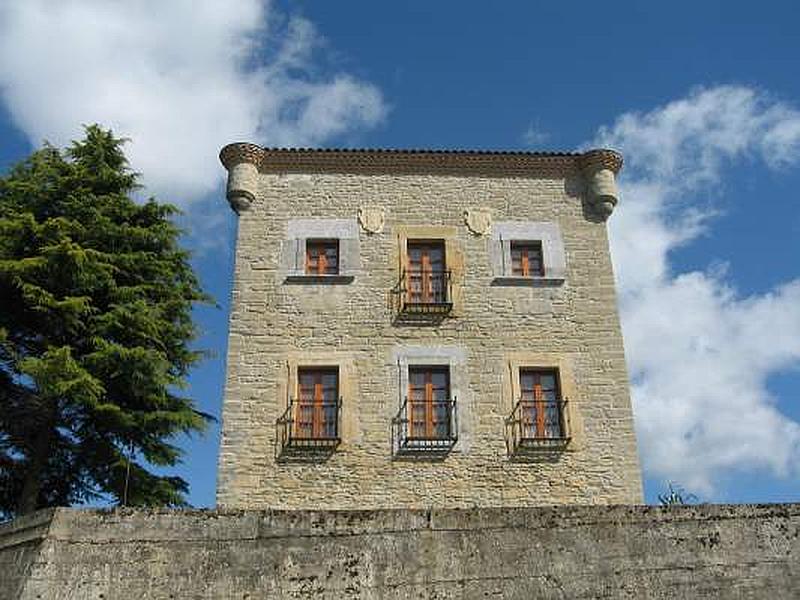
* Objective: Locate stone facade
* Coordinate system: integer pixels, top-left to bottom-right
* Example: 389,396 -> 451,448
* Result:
217,146 -> 642,509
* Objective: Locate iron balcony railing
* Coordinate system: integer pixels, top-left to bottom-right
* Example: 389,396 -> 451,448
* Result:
276,397 -> 342,454
397,269 -> 453,314
505,397 -> 570,455
393,396 -> 458,454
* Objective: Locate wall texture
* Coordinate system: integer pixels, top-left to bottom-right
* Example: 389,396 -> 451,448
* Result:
217,147 -> 642,510
2,504 -> 798,599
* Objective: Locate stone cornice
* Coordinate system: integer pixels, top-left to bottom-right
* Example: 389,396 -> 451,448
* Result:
579,148 -> 624,174
219,143 -> 623,177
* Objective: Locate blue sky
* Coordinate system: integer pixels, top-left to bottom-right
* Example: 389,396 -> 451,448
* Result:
1,1 -> 799,506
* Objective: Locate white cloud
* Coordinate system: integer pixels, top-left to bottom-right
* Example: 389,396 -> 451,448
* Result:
522,123 -> 549,146
0,0 -> 386,202
593,85 -> 800,494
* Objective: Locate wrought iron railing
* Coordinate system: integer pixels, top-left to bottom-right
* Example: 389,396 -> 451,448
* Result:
276,397 -> 342,454
393,396 -> 458,454
397,269 -> 453,313
505,398 -> 570,455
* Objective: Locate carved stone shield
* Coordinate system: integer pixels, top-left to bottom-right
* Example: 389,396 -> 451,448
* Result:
464,209 -> 492,235
358,206 -> 385,234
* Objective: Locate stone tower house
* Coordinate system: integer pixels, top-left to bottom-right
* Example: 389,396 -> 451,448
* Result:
217,144 -> 642,509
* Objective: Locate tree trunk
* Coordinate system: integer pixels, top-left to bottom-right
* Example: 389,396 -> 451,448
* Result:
16,422 -> 53,515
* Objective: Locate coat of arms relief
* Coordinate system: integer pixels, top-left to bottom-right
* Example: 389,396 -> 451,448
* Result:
358,206 -> 385,234
464,209 -> 492,235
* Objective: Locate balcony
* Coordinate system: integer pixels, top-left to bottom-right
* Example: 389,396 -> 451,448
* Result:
276,398 -> 341,459
397,269 -> 453,315
392,397 -> 458,456
505,398 -> 570,456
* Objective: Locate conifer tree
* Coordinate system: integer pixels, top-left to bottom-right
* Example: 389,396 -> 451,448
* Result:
0,126 -> 212,517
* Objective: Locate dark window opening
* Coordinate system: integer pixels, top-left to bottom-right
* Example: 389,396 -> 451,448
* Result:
295,367 -> 339,440
511,241 -> 544,277
276,366 -> 341,457
394,365 -> 458,454
305,240 -> 339,275
407,366 -> 451,440
506,368 -> 570,455
402,240 -> 452,311
518,369 -> 564,440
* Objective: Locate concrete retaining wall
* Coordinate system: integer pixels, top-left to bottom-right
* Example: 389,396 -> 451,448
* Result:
1,504 -> 798,599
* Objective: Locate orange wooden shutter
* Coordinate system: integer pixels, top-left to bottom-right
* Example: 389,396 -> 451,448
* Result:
534,380 -> 546,439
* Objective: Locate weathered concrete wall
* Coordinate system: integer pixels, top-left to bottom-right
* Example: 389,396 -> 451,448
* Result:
0,510 -> 55,600
2,504 -> 798,599
218,148 -> 642,510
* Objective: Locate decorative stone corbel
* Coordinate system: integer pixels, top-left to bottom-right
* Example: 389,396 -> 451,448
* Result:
219,143 -> 263,214
580,149 -> 624,219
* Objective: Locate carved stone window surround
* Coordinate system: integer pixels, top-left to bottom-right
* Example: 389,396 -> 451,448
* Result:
490,221 -> 567,286
281,218 -> 360,283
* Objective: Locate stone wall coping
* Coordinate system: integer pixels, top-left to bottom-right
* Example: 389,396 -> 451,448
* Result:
4,503 -> 798,545
219,144 -> 623,177
0,508 -> 56,550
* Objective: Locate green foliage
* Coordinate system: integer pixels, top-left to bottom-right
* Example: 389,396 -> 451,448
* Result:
0,126 -> 212,518
658,482 -> 699,506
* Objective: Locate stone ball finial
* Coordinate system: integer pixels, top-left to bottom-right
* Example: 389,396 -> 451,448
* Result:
580,149 -> 623,220
219,143 -> 263,214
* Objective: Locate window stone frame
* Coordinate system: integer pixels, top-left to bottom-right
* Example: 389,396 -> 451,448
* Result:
390,345 -> 471,452
392,225 -> 465,316
282,218 -> 360,283
490,221 -> 566,285
504,352 -> 584,452
280,352 -> 359,449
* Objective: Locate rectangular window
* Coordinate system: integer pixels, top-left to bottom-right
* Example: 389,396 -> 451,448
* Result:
519,368 -> 564,440
511,241 -> 544,277
295,367 -> 339,440
407,366 -> 451,439
406,240 -> 447,304
305,239 -> 339,275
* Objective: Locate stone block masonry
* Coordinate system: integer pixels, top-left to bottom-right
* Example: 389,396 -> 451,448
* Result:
217,146 -> 642,510
1,504 -> 798,599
